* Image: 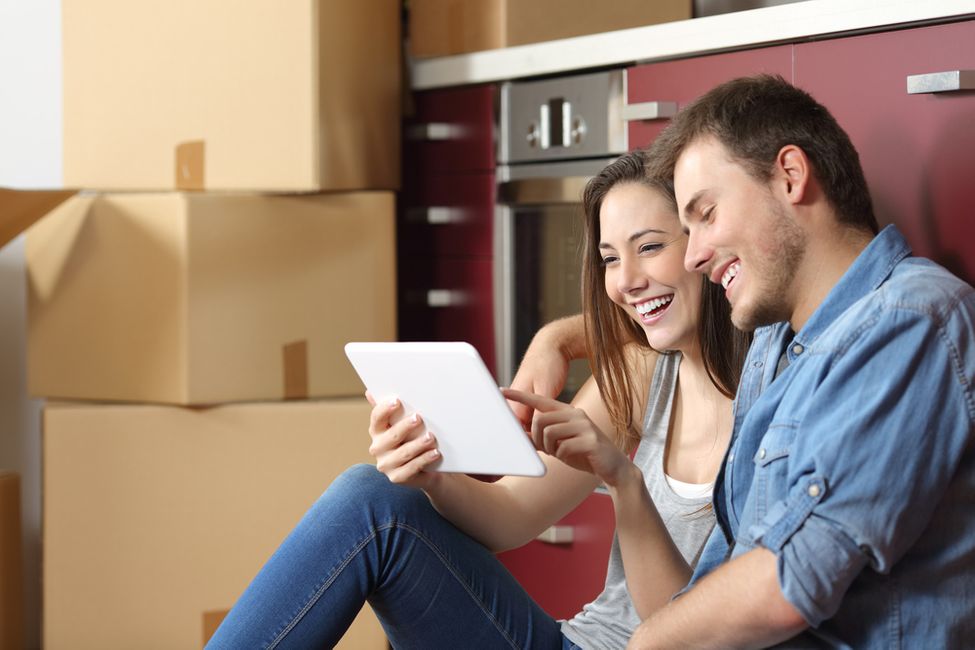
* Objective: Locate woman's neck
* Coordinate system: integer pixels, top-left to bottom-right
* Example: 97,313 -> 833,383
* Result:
665,340 -> 734,484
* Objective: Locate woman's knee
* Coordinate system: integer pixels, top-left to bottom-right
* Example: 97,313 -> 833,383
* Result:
321,464 -> 429,518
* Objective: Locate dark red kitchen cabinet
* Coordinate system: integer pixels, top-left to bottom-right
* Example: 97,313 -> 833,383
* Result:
405,84 -> 496,174
498,491 -> 616,620
795,19 -> 975,284
398,256 -> 496,371
398,171 -> 495,258
626,45 -> 793,151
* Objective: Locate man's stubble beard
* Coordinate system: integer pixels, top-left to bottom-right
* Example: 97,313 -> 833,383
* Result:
731,200 -> 807,332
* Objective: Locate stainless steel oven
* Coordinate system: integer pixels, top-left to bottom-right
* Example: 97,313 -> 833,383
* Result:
495,70 -> 635,396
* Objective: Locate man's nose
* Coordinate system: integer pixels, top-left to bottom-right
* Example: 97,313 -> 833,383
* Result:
684,232 -> 713,275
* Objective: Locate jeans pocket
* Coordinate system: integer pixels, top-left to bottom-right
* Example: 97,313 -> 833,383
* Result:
752,422 -> 798,521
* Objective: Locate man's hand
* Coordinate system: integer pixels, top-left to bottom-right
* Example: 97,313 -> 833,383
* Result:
506,314 -> 586,430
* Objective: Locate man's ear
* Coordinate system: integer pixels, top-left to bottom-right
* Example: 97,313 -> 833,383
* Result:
774,144 -> 811,205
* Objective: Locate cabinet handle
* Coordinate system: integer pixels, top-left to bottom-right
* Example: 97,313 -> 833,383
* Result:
406,122 -> 464,141
906,70 -> 975,94
406,207 -> 468,225
621,101 -> 678,122
536,525 -> 574,545
426,289 -> 470,308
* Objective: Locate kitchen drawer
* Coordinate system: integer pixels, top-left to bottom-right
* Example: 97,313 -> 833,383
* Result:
399,171 -> 495,258
795,19 -> 975,285
405,84 -> 496,174
398,257 -> 496,373
625,45 -> 792,150
497,490 -> 615,620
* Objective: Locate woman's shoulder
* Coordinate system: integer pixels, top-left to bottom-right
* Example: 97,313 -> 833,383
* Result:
621,343 -> 662,433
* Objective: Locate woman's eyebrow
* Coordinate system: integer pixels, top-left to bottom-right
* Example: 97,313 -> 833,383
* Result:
598,228 -> 667,249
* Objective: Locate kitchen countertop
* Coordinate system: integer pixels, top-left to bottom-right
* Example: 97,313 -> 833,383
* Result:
410,0 -> 975,89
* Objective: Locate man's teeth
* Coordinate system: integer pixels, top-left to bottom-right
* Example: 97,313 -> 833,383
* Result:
636,295 -> 674,315
721,262 -> 741,290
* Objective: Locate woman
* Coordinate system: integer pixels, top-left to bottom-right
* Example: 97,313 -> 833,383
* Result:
207,150 -> 751,649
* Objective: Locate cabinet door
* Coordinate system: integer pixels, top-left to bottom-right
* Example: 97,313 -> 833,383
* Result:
627,46 -> 793,150
795,20 -> 975,284
405,85 -> 496,174
497,491 -> 615,620
399,171 -> 495,259
398,257 -> 496,371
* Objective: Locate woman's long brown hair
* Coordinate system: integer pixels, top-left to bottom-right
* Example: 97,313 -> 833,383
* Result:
581,150 -> 752,448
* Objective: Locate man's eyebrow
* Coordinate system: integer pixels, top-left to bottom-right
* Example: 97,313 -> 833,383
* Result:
683,190 -> 708,219
598,228 -> 666,249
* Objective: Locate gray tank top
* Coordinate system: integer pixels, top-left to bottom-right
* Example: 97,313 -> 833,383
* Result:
560,352 -> 716,650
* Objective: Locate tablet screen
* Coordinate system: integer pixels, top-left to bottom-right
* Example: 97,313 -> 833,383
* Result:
345,342 -> 546,477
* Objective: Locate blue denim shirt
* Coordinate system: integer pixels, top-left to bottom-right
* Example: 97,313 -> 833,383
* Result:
690,226 -> 975,647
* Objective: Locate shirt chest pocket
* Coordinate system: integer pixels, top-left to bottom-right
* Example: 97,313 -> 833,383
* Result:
752,423 -> 798,521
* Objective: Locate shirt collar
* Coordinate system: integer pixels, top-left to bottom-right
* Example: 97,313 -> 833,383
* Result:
793,224 -> 911,348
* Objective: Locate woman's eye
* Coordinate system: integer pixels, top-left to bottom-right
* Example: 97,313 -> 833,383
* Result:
600,255 -> 618,266
638,243 -> 663,254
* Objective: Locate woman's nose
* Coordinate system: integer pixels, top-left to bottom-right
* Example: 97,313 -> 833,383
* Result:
617,257 -> 648,294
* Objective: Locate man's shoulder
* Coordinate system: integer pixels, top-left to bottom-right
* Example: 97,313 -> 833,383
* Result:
875,255 -> 975,322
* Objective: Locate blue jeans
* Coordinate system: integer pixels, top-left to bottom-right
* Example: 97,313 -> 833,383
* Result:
207,464 -> 579,649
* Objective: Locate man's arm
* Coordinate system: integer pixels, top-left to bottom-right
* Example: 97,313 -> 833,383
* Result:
507,314 -> 586,429
628,547 -> 808,649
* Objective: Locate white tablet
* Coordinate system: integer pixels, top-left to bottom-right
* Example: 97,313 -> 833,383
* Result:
344,342 -> 546,477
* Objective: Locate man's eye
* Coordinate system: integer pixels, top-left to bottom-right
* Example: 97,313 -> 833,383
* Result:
703,206 -> 715,222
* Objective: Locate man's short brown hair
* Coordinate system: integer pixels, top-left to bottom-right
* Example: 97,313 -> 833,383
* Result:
648,74 -> 879,234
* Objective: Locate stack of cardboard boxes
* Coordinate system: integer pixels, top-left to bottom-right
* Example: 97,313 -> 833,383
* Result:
28,2 -> 400,647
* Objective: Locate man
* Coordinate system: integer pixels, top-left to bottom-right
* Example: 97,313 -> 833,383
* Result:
512,75 -> 975,647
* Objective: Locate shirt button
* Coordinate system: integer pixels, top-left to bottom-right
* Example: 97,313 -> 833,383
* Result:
752,361 -> 763,368
728,453 -> 735,462
792,344 -> 804,355
758,448 -> 767,459
808,483 -> 821,497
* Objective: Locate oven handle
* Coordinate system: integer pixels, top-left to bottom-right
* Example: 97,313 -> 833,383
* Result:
497,176 -> 591,205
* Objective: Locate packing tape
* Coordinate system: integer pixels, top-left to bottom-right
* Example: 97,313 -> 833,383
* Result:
175,140 -> 205,191
283,340 -> 309,400
202,609 -> 229,647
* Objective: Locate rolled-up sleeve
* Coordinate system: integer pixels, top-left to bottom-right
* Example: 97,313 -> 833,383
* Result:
748,306 -> 972,626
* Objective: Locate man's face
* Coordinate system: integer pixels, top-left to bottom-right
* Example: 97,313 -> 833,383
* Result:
674,137 -> 806,331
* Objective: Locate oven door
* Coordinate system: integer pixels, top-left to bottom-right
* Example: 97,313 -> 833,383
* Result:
495,159 -> 615,399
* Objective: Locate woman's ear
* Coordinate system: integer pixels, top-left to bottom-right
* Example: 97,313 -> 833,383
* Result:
774,144 -> 811,205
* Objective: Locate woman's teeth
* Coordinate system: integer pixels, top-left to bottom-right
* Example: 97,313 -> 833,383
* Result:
721,262 -> 741,290
636,295 -> 674,316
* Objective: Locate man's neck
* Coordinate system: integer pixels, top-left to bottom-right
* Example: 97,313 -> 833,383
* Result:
788,223 -> 874,332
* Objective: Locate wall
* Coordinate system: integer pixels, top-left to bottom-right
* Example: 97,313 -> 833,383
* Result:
0,0 -> 62,647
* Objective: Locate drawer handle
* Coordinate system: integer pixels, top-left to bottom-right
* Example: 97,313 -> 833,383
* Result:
536,525 -> 574,545
407,122 -> 464,141
621,101 -> 678,122
907,70 -> 975,94
406,207 -> 468,225
426,289 -> 470,308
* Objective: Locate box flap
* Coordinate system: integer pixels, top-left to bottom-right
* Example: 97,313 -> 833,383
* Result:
0,188 -> 79,250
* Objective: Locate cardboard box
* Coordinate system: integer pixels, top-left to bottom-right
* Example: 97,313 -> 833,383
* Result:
27,192 -> 395,404
0,472 -> 25,650
63,0 -> 401,191
0,188 -> 77,250
43,398 -> 388,650
409,0 -> 691,57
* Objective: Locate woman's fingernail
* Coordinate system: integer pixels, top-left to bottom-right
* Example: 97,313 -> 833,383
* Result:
388,398 -> 399,409
424,431 -> 433,442
410,413 -> 420,424
428,449 -> 440,458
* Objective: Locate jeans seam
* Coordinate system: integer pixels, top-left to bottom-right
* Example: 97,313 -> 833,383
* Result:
266,521 -> 523,650
266,525 -> 384,649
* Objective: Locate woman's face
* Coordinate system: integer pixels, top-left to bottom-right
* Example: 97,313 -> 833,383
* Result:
598,182 -> 702,354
